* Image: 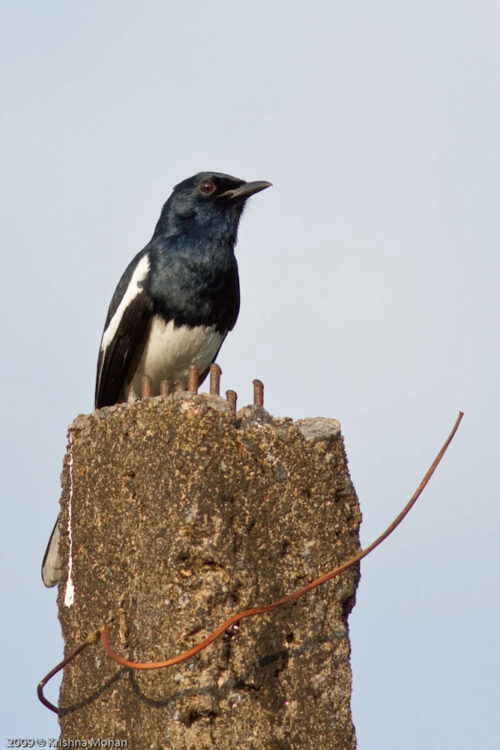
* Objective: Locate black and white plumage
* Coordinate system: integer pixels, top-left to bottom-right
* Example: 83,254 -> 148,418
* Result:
95,171 -> 271,406
41,171 -> 271,587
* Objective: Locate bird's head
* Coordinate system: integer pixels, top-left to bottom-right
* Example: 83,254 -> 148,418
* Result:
153,172 -> 271,242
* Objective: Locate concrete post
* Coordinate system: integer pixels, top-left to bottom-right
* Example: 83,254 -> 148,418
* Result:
57,391 -> 361,749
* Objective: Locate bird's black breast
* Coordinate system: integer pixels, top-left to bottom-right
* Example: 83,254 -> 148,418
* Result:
147,236 -> 240,333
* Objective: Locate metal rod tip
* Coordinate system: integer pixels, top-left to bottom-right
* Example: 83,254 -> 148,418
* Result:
253,379 -> 264,407
209,363 -> 222,395
187,364 -> 199,393
226,389 -> 237,414
141,375 -> 153,398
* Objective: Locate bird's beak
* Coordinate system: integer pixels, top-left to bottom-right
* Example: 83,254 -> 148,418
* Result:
219,181 -> 272,201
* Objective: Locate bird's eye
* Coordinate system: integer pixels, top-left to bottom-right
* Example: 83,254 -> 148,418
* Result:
199,179 -> 216,195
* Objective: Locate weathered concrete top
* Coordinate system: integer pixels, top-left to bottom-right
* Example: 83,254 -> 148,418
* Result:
57,393 -> 361,749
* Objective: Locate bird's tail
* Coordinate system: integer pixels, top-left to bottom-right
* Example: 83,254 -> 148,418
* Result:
42,517 -> 63,587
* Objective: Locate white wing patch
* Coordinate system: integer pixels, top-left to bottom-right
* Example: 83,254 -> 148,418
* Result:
101,254 -> 151,352
125,316 -> 223,399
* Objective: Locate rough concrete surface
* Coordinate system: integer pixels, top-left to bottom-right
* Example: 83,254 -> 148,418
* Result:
56,392 -> 361,749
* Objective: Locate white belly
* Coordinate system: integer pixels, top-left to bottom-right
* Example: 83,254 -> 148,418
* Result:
125,315 -> 223,399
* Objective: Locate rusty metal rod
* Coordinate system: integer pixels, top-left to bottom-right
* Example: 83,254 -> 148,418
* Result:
253,379 -> 264,407
209,363 -> 221,395
226,389 -> 237,414
141,375 -> 153,398
187,364 -> 199,393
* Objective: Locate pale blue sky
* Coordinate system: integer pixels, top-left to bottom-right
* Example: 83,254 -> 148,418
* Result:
1,1 -> 499,746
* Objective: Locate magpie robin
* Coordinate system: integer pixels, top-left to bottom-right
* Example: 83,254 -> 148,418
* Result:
41,171 -> 271,587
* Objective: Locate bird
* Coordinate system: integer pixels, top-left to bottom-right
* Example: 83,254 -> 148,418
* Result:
41,171 -> 271,587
